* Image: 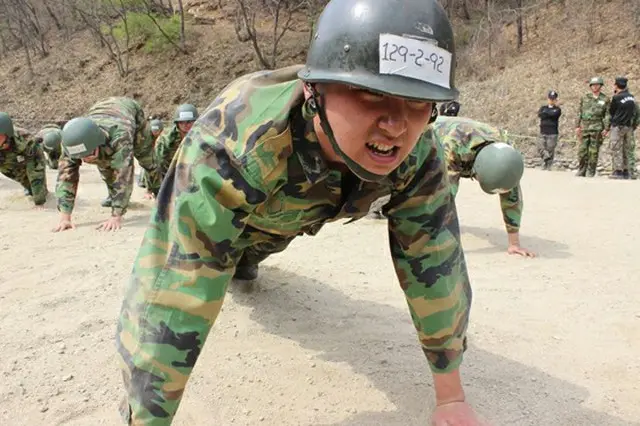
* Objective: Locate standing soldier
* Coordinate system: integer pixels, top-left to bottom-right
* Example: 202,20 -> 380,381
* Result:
0,112 -> 48,208
537,90 -> 562,170
369,116 -> 533,257
53,97 -> 161,232
35,123 -> 63,170
575,77 -> 610,177
605,77 -> 638,179
137,118 -> 164,190
115,1 -> 485,425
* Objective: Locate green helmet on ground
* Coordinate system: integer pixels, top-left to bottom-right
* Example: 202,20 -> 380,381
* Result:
173,104 -> 199,122
61,117 -> 106,159
42,129 -> 62,152
299,0 -> 458,102
473,142 -> 524,194
150,119 -> 164,132
589,77 -> 604,86
0,112 -> 15,137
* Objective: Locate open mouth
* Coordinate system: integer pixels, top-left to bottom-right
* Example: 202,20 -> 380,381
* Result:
365,142 -> 399,157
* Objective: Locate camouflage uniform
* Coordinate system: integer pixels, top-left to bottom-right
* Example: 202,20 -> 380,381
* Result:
140,124 -> 185,190
576,92 -> 610,176
370,117 -> 523,234
56,97 -> 161,216
115,66 -> 472,424
434,117 -> 523,233
35,123 -> 63,169
138,128 -> 163,189
0,127 -> 48,205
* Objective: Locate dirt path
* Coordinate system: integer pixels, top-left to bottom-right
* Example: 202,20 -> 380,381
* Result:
1,166 -> 638,426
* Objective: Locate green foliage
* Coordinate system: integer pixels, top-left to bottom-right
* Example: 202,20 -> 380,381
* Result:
104,11 -> 181,54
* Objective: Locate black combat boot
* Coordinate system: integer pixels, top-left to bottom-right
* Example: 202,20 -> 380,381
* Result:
233,255 -> 259,281
609,170 -> 624,179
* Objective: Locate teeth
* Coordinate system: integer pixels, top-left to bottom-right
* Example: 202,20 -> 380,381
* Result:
368,143 -> 394,152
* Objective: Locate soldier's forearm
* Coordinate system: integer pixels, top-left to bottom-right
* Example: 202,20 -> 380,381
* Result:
432,368 -> 466,405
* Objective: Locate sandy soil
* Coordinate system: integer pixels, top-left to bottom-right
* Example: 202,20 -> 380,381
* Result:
1,166 -> 639,426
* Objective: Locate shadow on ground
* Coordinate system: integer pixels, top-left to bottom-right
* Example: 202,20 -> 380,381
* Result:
229,266 -> 631,426
461,225 -> 572,259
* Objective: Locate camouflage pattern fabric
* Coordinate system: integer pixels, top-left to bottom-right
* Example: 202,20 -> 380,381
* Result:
576,92 -> 610,176
576,92 -> 610,133
139,124 -> 185,190
115,65 -> 472,425
577,133 -> 603,177
0,127 -> 48,205
431,116 -> 523,234
609,126 -> 634,172
155,124 -> 186,179
35,123 -> 63,170
138,132 -> 163,189
55,97 -> 161,216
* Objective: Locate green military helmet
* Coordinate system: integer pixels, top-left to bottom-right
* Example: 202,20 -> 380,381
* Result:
150,119 -> 164,132
473,142 -> 524,195
173,104 -> 199,122
0,112 -> 15,137
299,0 -> 458,102
589,77 -> 604,86
61,117 -> 106,159
42,129 -> 62,152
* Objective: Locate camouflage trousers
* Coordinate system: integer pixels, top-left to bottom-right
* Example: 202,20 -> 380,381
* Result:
3,154 -> 49,205
238,237 -> 294,268
537,134 -> 558,169
609,126 -> 634,173
96,161 -> 135,203
577,132 -> 603,176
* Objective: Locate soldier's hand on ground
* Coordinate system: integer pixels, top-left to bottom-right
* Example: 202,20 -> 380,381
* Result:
33,205 -> 45,211
431,401 -> 488,426
97,215 -> 123,231
52,219 -> 75,233
143,191 -> 155,200
507,244 -> 536,257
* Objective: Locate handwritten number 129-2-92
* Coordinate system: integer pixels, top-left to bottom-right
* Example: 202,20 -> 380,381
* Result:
380,42 -> 444,73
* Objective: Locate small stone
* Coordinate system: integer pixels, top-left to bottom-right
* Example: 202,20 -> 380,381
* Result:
310,363 -> 316,368
62,374 -> 73,382
40,406 -> 49,413
259,416 -> 265,421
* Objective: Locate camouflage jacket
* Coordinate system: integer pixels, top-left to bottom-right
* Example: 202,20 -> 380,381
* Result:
56,97 -> 161,216
576,92 -> 610,133
116,65 -> 472,425
431,116 -> 523,234
35,123 -> 62,169
154,124 -> 185,178
0,127 -> 48,205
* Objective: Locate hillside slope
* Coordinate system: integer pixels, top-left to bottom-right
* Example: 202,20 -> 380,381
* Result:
1,0 -> 638,166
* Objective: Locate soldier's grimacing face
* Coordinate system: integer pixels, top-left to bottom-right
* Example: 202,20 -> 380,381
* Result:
310,83 -> 433,174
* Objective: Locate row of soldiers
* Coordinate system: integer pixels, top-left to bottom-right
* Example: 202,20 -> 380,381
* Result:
0,97 -> 200,231
536,76 -> 639,178
0,96 -> 535,258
